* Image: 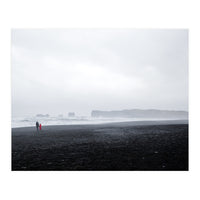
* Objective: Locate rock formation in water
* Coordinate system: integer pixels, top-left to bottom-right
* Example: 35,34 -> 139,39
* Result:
68,112 -> 75,117
36,114 -> 50,117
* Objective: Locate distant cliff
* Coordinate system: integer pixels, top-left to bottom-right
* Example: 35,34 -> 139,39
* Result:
91,109 -> 188,119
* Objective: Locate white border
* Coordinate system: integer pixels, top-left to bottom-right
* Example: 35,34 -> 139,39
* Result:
0,0 -> 199,200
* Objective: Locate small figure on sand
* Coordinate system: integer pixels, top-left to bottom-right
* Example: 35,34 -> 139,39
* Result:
39,123 -> 42,131
36,121 -> 39,132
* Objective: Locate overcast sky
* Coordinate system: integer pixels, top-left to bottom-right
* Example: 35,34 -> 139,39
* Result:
12,29 -> 188,116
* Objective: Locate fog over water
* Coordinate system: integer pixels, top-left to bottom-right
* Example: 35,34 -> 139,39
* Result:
12,29 -> 188,118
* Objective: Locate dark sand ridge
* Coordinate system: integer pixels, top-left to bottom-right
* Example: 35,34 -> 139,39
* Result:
12,120 -> 188,170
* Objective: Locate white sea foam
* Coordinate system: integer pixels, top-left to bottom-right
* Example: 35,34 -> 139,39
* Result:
11,115 -> 168,128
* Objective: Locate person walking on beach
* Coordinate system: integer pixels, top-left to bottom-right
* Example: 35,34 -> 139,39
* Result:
39,123 -> 42,131
36,121 -> 39,132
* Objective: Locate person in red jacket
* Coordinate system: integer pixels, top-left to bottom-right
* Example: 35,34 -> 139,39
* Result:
39,123 -> 42,131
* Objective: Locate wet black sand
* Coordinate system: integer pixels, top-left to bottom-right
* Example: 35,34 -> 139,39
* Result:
12,120 -> 188,170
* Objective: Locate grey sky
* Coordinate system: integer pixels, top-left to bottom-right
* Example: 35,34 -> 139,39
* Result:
12,29 -> 188,116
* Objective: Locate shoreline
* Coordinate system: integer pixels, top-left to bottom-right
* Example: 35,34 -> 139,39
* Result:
12,119 -> 188,130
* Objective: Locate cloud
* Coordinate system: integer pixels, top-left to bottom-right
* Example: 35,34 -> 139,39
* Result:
12,29 -> 188,116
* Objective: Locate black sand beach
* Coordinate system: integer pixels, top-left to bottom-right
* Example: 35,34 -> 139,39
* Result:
12,120 -> 188,170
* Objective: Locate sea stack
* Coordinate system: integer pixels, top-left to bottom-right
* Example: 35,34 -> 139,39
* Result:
68,112 -> 75,117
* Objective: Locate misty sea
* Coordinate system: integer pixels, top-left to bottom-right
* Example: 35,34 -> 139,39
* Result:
12,115 -> 153,128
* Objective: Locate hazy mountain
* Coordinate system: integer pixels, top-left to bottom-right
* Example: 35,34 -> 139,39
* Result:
91,109 -> 188,119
